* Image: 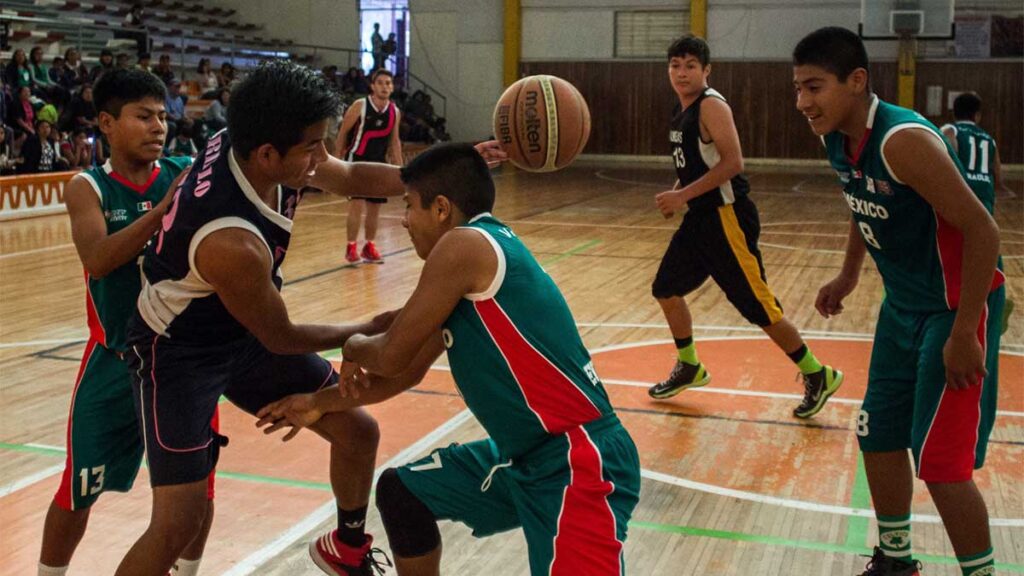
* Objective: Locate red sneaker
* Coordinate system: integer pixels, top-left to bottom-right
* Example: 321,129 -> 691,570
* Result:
345,242 -> 361,263
361,241 -> 384,263
309,531 -> 392,575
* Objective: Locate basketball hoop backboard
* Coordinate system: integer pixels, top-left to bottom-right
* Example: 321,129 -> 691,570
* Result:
860,0 -> 954,40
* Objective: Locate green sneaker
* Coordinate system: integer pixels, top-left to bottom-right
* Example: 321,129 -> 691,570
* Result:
793,365 -> 843,419
648,361 -> 711,399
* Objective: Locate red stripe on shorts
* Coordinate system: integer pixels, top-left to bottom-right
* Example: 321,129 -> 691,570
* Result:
549,427 -> 622,576
55,339 -> 100,511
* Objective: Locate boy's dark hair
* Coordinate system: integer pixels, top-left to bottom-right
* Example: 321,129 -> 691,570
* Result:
370,68 -> 393,83
227,59 -> 341,159
953,92 -> 982,120
400,143 -> 494,217
667,35 -> 710,67
793,26 -> 870,83
93,67 -> 167,117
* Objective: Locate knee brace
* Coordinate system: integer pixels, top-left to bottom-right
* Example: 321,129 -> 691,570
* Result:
375,468 -> 440,558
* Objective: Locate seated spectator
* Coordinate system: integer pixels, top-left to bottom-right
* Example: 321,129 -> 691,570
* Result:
0,127 -> 21,175
203,88 -> 229,132
121,2 -> 150,55
196,58 -> 219,97
5,49 -> 32,91
19,118 -> 63,174
49,57 -> 75,92
137,53 -> 152,74
61,128 -> 93,170
164,79 -> 185,139
216,62 -> 236,89
8,85 -> 35,147
153,54 -> 175,86
166,118 -> 197,158
69,84 -> 98,134
116,53 -> 131,70
29,47 -> 68,107
90,49 -> 115,84
64,48 -> 89,87
322,65 -> 342,92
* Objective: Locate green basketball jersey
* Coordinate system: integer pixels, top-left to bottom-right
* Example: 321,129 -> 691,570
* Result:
940,120 -> 996,209
443,214 -> 614,459
78,156 -> 191,351
823,97 -> 1003,313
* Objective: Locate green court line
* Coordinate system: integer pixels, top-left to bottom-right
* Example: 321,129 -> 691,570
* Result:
2,440 -> 1021,571
630,521 -> 1024,572
540,239 -> 601,266
845,452 -> 871,548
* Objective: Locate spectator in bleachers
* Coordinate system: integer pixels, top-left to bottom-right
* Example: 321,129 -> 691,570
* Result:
61,127 -> 93,170
64,48 -> 89,86
166,118 -> 197,158
203,88 -> 229,132
9,85 -> 35,148
116,53 -> 131,70
89,49 -> 115,84
5,49 -> 32,91
216,62 -> 236,89
50,57 -> 75,93
122,2 -> 150,55
371,23 -> 385,71
137,53 -> 152,74
322,65 -> 342,92
383,33 -> 398,66
342,67 -> 369,95
29,47 -> 68,107
0,127 -> 21,175
165,79 -> 185,139
70,84 -> 98,134
154,54 -> 175,86
196,58 -> 219,96
19,118 -> 64,174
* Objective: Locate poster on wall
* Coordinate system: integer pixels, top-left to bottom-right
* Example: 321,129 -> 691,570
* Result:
954,14 -> 991,58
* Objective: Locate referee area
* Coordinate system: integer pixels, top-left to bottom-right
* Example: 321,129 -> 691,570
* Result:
1,163 -> 1021,574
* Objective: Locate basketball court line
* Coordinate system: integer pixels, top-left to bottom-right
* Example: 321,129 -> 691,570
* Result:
0,243 -> 76,260
0,463 -> 64,498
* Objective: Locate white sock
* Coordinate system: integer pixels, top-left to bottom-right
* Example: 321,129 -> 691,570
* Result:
38,563 -> 68,576
171,558 -> 202,576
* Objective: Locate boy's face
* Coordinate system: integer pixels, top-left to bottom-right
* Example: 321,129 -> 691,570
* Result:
37,122 -> 52,140
272,119 -> 330,189
371,74 -> 393,100
402,188 -> 448,260
793,64 -> 867,136
101,97 -> 167,163
668,55 -> 709,99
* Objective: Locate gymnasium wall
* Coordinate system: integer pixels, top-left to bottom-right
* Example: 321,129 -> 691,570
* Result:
219,0 -> 360,55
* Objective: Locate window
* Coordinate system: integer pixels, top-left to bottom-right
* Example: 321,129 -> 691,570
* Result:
615,10 -> 690,59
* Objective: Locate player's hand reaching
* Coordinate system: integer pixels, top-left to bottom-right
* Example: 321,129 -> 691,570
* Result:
339,359 -> 370,398
943,329 -> 987,390
474,140 -> 508,169
815,274 -> 858,318
655,189 -> 686,218
255,393 -> 323,441
368,308 -> 401,335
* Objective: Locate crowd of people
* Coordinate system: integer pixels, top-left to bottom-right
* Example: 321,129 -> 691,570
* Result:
0,43 -> 449,177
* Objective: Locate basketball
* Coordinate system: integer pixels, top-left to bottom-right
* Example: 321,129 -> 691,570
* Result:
493,75 -> 591,173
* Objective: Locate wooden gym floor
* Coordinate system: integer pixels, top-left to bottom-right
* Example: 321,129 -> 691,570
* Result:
1,162 -> 1022,575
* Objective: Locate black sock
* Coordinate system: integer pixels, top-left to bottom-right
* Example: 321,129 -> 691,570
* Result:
337,505 -> 368,547
673,336 -> 693,349
786,344 -> 808,364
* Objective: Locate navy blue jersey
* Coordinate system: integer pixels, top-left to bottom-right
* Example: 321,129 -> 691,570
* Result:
345,96 -> 397,162
670,87 -> 749,212
132,130 -> 302,344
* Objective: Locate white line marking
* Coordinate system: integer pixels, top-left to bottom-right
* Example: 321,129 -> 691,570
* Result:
0,243 -> 75,260
0,337 -> 86,349
0,463 -> 63,497
640,468 -> 1024,527
222,409 -> 474,576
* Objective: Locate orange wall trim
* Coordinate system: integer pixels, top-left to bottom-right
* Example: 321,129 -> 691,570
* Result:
0,171 -> 76,221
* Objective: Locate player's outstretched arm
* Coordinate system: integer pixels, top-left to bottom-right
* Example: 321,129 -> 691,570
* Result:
195,228 -> 378,355
65,168 -> 188,278
884,127 -> 1000,389
344,228 -> 497,377
815,218 -> 866,318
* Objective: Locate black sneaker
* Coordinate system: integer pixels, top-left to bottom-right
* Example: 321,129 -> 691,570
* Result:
648,361 -> 710,399
859,547 -> 922,575
793,365 -> 843,419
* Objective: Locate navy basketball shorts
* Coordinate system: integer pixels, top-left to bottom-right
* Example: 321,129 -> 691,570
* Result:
127,332 -> 337,487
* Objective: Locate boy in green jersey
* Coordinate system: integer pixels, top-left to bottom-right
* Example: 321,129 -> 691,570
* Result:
38,68 -> 215,576
793,27 -> 1004,576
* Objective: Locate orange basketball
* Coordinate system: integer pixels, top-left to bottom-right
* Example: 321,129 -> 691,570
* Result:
493,75 -> 591,173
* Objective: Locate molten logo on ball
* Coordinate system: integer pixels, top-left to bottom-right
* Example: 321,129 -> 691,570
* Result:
523,90 -> 542,154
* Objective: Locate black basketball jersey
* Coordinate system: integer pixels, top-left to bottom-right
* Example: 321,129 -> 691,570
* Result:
670,87 -> 749,212
345,96 -> 397,162
132,129 -> 302,345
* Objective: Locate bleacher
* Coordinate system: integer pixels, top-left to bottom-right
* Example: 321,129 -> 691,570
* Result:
1,0 -> 317,79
